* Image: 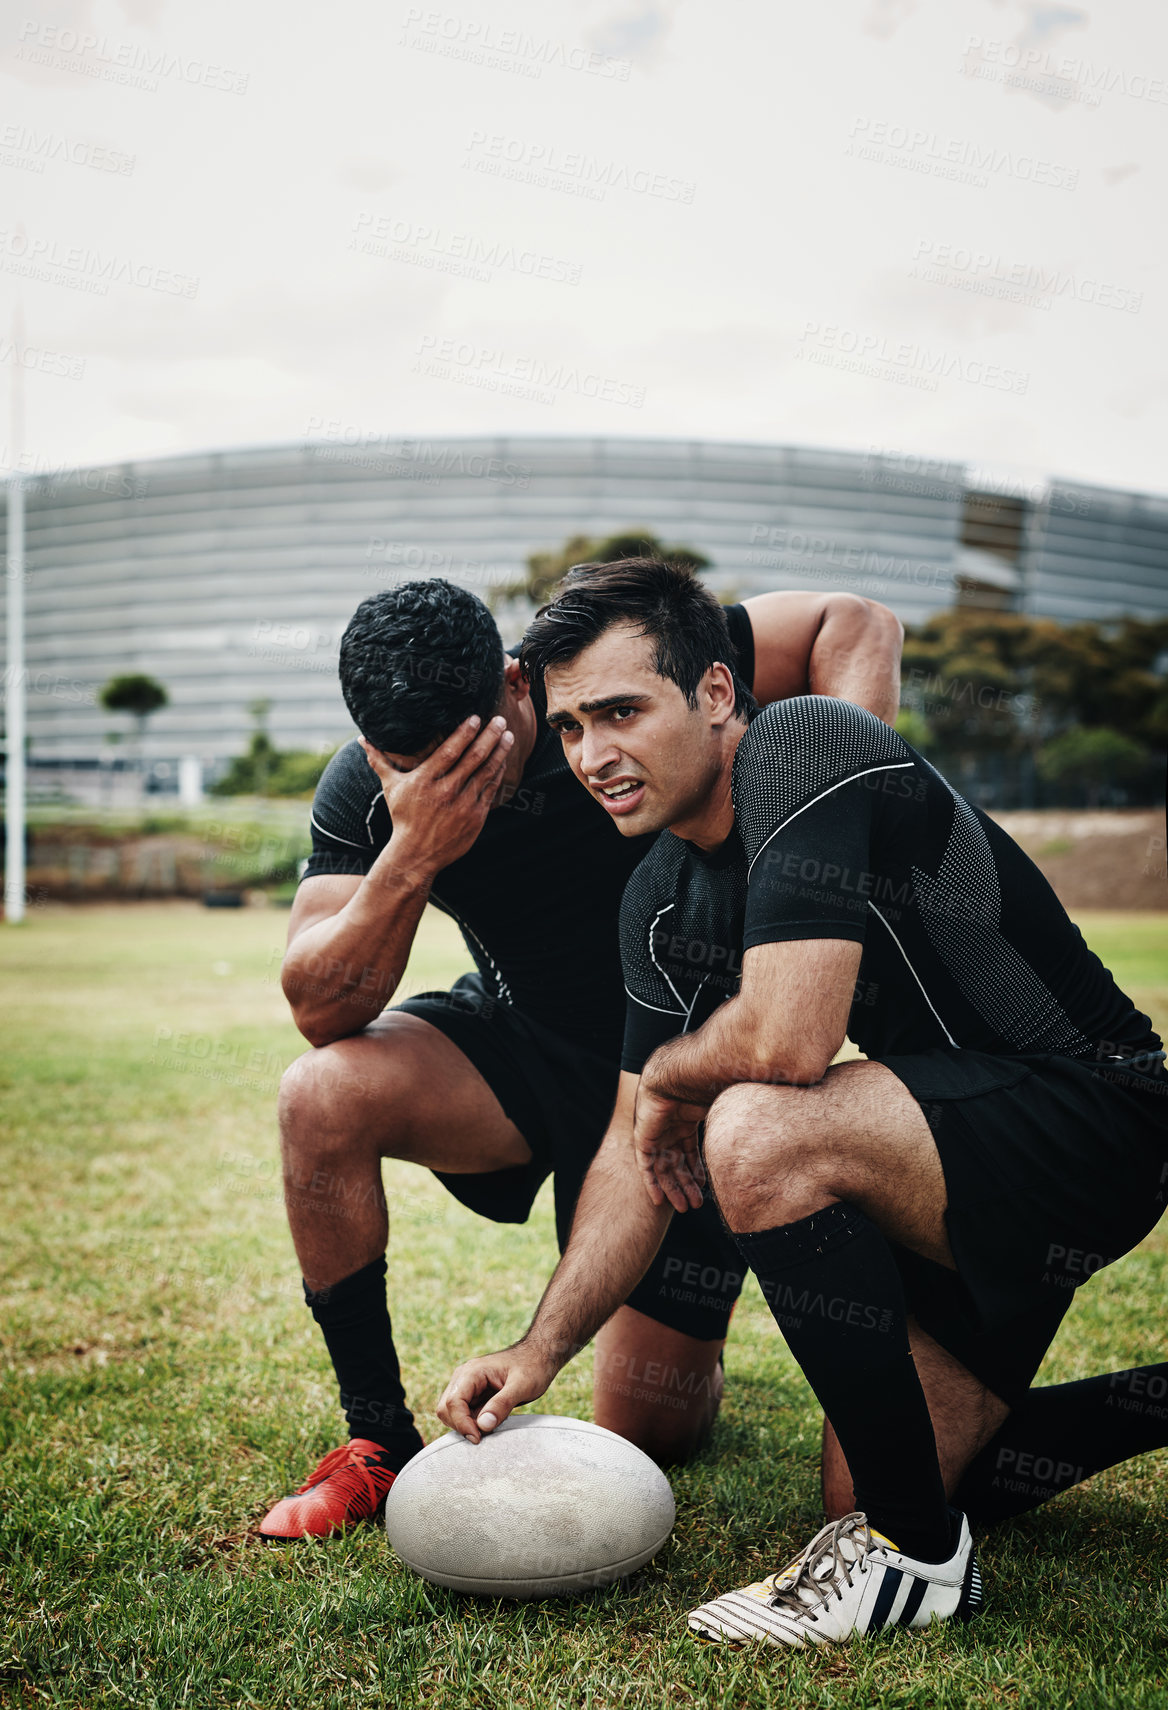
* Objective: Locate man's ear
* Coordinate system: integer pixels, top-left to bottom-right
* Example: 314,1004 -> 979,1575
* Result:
705,661 -> 738,727
503,655 -> 530,703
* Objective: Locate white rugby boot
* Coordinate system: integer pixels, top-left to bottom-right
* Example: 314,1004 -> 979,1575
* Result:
688,1510 -> 982,1647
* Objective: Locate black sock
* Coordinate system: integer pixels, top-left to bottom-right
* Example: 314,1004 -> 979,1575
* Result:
734,1203 -> 952,1563
304,1257 -> 424,1471
954,1364 -> 1168,1526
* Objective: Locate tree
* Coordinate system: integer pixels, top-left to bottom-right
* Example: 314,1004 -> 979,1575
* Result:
899,613 -> 1044,754
893,708 -> 932,751
496,530 -> 712,612
210,699 -> 336,798
99,673 -> 169,731
210,742 -> 336,798
99,674 -> 169,781
896,610 -> 1167,806
1036,727 -> 1148,808
901,612 -> 1168,756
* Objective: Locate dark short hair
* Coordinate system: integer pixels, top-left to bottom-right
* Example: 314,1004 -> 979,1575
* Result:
520,557 -> 753,718
339,581 -> 505,754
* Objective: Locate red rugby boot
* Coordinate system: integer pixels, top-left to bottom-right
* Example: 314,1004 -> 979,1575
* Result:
259,1439 -> 401,1539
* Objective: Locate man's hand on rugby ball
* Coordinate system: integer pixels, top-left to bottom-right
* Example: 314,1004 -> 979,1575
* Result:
360,714 -> 513,875
632,1080 -> 708,1214
437,1341 -> 561,1443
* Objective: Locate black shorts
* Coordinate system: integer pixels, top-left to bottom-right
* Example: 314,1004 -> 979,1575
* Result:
874,1046 -> 1168,1403
395,974 -> 743,1342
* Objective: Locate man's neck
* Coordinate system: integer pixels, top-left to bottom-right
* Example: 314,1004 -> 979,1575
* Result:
669,719 -> 749,851
511,695 -> 540,775
494,694 -> 540,804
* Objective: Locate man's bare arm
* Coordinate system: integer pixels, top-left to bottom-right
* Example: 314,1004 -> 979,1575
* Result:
633,939 -> 862,1212
744,591 -> 903,724
437,1072 -> 671,1440
281,715 -> 512,1047
281,864 -> 434,1048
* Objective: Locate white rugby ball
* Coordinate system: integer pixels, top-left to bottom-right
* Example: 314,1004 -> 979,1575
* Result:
385,1415 -> 676,1598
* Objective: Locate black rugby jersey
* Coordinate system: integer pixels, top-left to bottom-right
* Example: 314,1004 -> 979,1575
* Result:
621,696 -> 1161,1074
302,606 -> 756,1059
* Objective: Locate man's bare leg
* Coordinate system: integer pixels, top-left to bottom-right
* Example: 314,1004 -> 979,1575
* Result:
283,1005 -> 731,1463
703,1058 -> 952,1264
698,1061 -> 1014,1519
821,1321 -> 1011,1517
280,1017 -> 725,1465
704,1060 -> 967,1562
593,1307 -> 725,1465
278,1010 -> 532,1291
261,1012 -> 537,1535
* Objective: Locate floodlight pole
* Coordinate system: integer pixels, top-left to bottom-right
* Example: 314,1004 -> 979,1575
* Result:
5,300 -> 26,924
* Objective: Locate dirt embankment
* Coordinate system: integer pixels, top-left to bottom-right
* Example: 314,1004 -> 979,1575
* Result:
25,818 -> 306,900
20,809 -> 1168,910
989,809 -> 1167,911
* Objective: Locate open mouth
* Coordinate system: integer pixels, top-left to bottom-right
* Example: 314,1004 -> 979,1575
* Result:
596,779 -> 645,815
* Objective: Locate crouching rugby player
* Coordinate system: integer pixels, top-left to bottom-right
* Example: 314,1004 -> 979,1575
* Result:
438,559 -> 1167,1646
259,574 -> 904,1538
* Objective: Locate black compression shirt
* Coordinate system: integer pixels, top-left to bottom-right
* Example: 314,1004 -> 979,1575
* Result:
621,696 -> 1161,1074
302,604 -> 756,1060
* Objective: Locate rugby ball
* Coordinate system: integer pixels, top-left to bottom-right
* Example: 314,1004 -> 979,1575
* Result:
384,1415 -> 676,1598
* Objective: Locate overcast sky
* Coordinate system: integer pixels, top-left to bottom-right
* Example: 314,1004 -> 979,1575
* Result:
2,0 -> 1165,494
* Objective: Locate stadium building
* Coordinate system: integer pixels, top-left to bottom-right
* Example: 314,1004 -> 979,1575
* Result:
2,434 -> 1166,797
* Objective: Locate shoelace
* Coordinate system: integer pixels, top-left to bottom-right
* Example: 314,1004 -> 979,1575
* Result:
766,1512 -> 877,1619
297,1445 -> 396,1511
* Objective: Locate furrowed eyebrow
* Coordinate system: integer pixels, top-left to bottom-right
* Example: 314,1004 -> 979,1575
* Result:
547,692 -> 651,725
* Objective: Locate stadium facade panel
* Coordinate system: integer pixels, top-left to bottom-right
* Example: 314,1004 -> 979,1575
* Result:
2,437 -> 1165,775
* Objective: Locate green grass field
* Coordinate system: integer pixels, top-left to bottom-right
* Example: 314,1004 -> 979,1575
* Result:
2,903 -> 1166,1709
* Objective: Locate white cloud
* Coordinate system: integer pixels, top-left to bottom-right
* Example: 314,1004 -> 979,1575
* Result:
0,0 -> 1164,495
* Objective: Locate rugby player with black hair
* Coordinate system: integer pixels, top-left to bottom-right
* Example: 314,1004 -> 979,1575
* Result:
438,559 -> 1167,1646
258,574 -> 904,1538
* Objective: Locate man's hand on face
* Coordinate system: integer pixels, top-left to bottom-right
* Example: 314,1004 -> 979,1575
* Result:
632,1081 -> 708,1214
359,715 -> 513,878
436,1340 -> 563,1443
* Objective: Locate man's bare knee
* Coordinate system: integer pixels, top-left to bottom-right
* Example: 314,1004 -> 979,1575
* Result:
279,1016 -> 532,1181
704,1084 -> 778,1200
593,1309 -> 723,1467
280,1046 -> 348,1136
705,1081 -> 776,1146
278,1040 -> 402,1168
593,1385 -> 721,1468
704,1083 -> 828,1229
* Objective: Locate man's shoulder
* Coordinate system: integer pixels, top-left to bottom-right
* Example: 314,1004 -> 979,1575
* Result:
313,738 -> 377,804
742,695 -> 903,755
732,698 -> 913,858
310,739 -> 384,849
736,696 -> 910,779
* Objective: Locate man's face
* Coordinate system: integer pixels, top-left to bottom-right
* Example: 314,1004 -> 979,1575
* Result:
545,621 -> 725,836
